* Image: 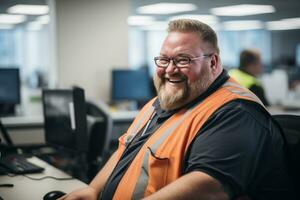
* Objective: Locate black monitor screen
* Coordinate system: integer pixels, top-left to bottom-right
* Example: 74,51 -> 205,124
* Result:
42,88 -> 88,153
0,68 -> 20,104
112,69 -> 152,101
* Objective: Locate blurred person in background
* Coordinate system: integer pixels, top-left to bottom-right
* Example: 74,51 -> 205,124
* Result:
229,49 -> 269,106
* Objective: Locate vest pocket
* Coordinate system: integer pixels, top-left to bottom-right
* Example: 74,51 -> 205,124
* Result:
146,147 -> 170,195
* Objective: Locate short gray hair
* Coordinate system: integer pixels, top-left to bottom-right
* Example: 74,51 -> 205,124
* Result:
168,19 -> 220,54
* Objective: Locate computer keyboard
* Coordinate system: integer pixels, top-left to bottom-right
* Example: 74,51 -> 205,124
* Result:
0,155 -> 45,174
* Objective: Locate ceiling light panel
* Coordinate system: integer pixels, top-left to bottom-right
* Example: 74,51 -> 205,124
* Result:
137,3 -> 197,14
0,14 -> 26,24
222,20 -> 264,30
169,15 -> 219,25
8,4 -> 49,15
210,4 -> 275,16
266,18 -> 300,30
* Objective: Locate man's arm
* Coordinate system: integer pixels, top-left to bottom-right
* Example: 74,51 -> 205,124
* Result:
60,151 -> 118,200
143,171 -> 228,200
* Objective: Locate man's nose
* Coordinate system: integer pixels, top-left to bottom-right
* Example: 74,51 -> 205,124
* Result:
165,60 -> 179,74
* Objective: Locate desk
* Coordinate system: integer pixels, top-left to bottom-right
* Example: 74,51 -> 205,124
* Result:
0,157 -> 87,200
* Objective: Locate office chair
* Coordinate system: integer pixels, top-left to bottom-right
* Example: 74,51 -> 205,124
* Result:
272,114 -> 300,191
85,100 -> 112,179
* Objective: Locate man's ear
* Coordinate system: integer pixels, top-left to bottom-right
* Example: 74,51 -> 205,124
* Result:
210,54 -> 219,71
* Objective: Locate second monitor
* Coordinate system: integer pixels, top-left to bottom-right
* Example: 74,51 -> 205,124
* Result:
111,68 -> 153,108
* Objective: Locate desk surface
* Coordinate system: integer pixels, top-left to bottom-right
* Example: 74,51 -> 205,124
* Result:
0,157 -> 87,200
1,110 -> 139,127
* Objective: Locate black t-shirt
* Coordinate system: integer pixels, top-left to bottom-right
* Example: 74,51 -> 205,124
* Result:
101,70 -> 293,200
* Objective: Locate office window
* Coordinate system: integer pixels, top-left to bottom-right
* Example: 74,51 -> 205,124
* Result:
0,30 -> 16,66
219,30 -> 271,68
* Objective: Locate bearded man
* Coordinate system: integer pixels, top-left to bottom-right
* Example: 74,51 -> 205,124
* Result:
60,19 -> 294,200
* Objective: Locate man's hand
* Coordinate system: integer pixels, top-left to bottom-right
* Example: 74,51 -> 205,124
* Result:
58,186 -> 98,200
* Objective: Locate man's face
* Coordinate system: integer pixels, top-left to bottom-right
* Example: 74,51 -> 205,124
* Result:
154,31 -> 217,110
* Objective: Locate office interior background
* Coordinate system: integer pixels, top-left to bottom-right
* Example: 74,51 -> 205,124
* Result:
1,0 -> 300,181
0,0 -> 300,113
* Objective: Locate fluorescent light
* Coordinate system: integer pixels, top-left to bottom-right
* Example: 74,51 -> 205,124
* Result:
266,18 -> 300,30
0,14 -> 26,24
211,4 -> 275,16
0,24 -> 14,29
137,3 -> 197,14
169,15 -> 219,25
8,4 -> 49,15
222,20 -> 263,30
127,16 -> 155,26
283,17 -> 300,24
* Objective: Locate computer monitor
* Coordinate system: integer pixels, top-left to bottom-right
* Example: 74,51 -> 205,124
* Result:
111,68 -> 153,103
42,87 -> 88,153
0,68 -> 21,116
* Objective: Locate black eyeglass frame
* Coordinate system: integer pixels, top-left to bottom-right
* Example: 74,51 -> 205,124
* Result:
154,54 -> 214,68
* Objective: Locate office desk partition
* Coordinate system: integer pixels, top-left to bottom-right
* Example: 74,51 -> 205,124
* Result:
0,157 -> 87,200
1,116 -> 45,146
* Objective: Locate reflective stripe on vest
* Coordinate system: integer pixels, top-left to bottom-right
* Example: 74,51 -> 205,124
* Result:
132,107 -> 194,199
222,81 -> 264,107
124,105 -> 155,146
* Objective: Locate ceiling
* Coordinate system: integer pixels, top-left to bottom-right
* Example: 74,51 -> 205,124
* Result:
0,0 -> 300,29
0,0 -> 46,13
130,0 -> 300,23
0,0 -> 47,24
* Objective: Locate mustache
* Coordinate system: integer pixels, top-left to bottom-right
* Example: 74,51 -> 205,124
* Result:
160,73 -> 187,81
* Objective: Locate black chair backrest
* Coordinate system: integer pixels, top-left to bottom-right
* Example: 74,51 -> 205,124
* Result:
272,114 -> 300,190
85,100 -> 113,180
85,101 -> 111,159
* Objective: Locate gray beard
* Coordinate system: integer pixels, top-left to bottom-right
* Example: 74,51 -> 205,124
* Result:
153,70 -> 213,111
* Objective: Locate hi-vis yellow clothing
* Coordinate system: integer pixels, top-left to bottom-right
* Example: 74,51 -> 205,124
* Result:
113,78 -> 264,200
228,68 -> 262,89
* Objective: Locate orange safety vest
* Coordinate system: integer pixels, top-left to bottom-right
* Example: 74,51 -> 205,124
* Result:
113,78 -> 265,200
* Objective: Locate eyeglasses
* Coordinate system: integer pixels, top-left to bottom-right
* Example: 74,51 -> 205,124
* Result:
154,54 -> 213,68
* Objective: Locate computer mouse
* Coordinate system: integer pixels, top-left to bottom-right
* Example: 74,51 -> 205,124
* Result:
43,190 -> 66,200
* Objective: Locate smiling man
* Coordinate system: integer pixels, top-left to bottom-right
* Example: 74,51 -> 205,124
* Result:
153,30 -> 217,111
61,19 -> 294,200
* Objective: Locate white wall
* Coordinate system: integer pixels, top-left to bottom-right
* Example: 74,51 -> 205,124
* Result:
55,0 -> 129,102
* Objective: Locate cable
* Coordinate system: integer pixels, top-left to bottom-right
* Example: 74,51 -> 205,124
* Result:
23,174 -> 74,181
4,171 -> 74,180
